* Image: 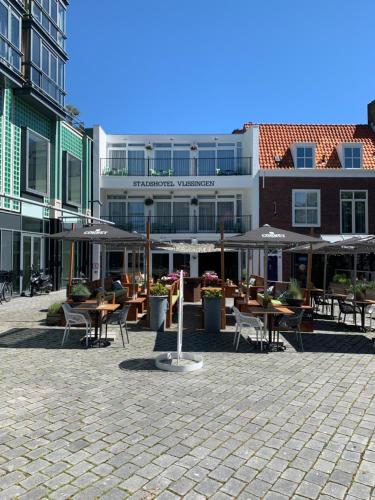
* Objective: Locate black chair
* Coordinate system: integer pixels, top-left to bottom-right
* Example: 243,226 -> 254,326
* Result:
337,298 -> 361,327
313,293 -> 330,316
275,309 -> 305,351
101,305 -> 131,347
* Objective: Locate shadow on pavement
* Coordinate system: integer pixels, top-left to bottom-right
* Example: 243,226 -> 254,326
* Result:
0,327 -> 83,349
119,358 -> 160,371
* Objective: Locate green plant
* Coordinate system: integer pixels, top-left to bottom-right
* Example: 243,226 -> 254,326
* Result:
332,273 -> 350,285
47,302 -> 63,315
286,279 -> 303,299
150,283 -> 169,296
349,283 -> 367,295
203,289 -> 222,299
71,283 -> 91,297
365,281 -> 375,289
262,293 -> 272,307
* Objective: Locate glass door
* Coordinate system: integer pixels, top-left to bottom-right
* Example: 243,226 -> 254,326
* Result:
21,235 -> 43,293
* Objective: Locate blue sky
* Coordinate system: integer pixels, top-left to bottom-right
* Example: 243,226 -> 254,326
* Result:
67,0 -> 374,133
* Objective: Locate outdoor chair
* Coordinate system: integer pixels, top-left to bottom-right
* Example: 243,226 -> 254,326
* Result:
275,309 -> 304,352
233,306 -> 265,351
101,304 -> 131,347
61,303 -> 92,348
313,293 -> 330,316
366,304 -> 375,331
337,298 -> 360,328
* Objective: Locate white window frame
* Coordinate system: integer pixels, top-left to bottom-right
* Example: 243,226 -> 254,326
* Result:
340,190 -> 368,234
65,152 -> 82,207
342,143 -> 362,169
293,143 -> 315,169
292,189 -> 320,227
26,128 -> 50,197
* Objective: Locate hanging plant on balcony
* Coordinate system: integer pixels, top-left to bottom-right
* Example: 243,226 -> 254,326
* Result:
145,143 -> 153,151
145,198 -> 154,206
190,144 -> 198,151
191,198 -> 198,206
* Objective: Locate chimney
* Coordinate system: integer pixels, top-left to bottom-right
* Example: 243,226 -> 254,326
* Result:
368,100 -> 375,131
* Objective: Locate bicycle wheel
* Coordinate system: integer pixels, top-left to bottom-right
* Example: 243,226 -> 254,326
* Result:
3,282 -> 12,302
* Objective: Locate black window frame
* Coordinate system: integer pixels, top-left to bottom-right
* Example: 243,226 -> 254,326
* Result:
25,128 -> 50,198
64,151 -> 82,207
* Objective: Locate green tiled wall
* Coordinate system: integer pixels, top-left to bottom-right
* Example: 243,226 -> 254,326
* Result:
0,90 -> 90,216
61,123 -> 83,159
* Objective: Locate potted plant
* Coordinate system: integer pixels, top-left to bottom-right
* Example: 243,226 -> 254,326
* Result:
365,282 -> 375,300
329,273 -> 350,295
350,283 -> 367,301
191,197 -> 198,206
145,198 -> 154,206
262,293 -> 272,308
285,279 -> 304,307
46,302 -> 63,325
202,271 -> 219,287
71,283 -> 91,302
149,283 -> 169,332
203,289 -> 222,333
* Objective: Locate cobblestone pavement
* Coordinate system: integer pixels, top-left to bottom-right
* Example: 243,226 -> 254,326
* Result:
0,292 -> 375,499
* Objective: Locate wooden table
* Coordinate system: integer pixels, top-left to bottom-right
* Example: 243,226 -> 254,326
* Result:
225,285 -> 238,298
248,305 -> 294,350
326,293 -> 348,319
125,297 -> 146,321
349,299 -> 375,331
73,302 -> 120,344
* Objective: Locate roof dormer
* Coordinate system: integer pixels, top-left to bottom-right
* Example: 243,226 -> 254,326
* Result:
337,143 -> 363,169
291,143 -> 315,168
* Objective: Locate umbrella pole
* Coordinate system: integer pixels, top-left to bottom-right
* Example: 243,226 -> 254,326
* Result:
101,245 -> 106,288
68,241 -> 74,296
146,220 -> 151,326
353,251 -> 358,325
220,222 -> 225,329
323,253 -> 327,299
306,243 -> 313,305
122,248 -> 126,277
246,248 -> 249,302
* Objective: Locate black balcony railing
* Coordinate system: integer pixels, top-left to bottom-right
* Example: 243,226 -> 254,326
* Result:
101,157 -> 252,177
102,215 -> 251,234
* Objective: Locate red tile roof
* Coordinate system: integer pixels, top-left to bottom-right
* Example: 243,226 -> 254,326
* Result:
257,124 -> 375,169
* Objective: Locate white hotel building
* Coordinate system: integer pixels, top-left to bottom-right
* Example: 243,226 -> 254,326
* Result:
91,126 -> 260,281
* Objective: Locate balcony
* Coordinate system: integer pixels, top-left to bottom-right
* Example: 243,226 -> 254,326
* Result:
100,157 -> 252,177
102,215 -> 251,235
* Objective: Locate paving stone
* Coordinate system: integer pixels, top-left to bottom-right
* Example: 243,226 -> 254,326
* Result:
1,292 -> 375,499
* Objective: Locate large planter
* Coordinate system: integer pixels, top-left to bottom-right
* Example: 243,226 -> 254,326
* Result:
203,296 -> 221,333
365,288 -> 375,301
149,295 -> 168,332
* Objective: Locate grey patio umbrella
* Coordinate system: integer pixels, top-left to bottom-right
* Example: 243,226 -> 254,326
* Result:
288,235 -> 375,298
224,224 -> 323,292
50,224 -> 146,243
50,224 -> 148,288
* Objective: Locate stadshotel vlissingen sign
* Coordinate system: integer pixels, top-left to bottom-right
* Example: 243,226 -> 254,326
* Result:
132,180 -> 216,188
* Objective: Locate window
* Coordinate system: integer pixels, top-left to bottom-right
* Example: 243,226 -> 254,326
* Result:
343,146 -> 361,168
30,28 -> 65,105
296,146 -> 314,168
66,153 -> 82,205
341,191 -> 367,234
292,190 -> 320,227
128,150 -> 144,176
0,1 -> 21,71
27,129 -> 49,195
32,0 -> 66,49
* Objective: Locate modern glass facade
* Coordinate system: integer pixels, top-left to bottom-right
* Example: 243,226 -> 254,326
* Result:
0,0 -> 92,293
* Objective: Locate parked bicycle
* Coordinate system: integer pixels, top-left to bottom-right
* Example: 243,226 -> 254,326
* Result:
0,271 -> 13,304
